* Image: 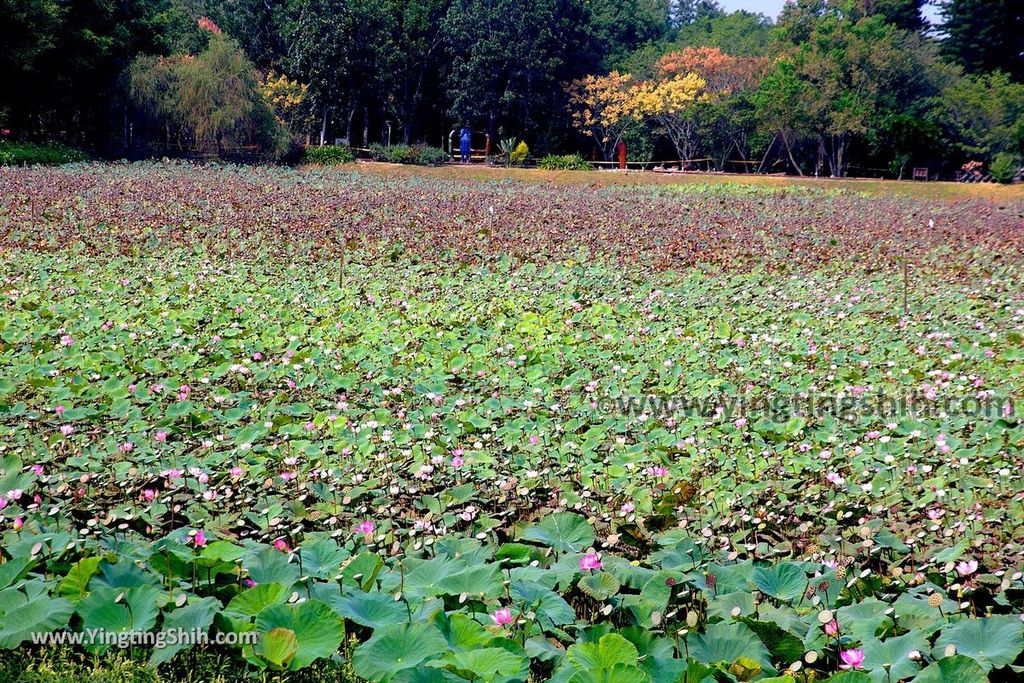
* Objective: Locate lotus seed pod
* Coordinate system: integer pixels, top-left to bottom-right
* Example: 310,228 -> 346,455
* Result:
928,593 -> 942,608
835,566 -> 847,580
817,610 -> 834,624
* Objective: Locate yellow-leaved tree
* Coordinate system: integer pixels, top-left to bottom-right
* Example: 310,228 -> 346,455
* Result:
629,72 -> 708,164
260,72 -> 311,132
566,71 -> 638,161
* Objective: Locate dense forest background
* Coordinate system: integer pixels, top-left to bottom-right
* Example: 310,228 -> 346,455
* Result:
1,0 -> 1022,177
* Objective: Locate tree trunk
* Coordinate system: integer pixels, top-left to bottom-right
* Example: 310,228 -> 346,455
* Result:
363,105 -> 370,146
346,107 -> 356,145
757,133 -> 777,174
320,104 -> 328,146
784,135 -> 803,176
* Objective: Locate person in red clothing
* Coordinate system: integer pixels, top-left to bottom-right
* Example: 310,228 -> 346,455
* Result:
616,140 -> 626,170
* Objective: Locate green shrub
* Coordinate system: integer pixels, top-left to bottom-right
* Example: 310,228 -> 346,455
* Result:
415,145 -> 449,166
990,153 -> 1020,184
538,153 -> 593,171
367,143 -> 448,166
302,145 -> 355,165
386,144 -> 418,164
0,141 -> 91,166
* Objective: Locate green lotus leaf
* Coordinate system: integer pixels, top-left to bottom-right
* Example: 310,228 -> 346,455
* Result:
75,586 -> 162,653
434,563 -> 503,597
910,655 -> 987,683
58,556 -> 102,601
342,552 -> 385,591
578,572 -> 621,601
861,630 -> 929,681
568,664 -> 652,683
510,579 -> 576,626
353,622 -> 449,682
253,599 -> 344,670
0,589 -> 74,649
225,582 -> 290,620
244,547 -> 300,586
933,616 -> 1024,671
251,627 -> 299,669
150,596 -> 221,665
333,590 -> 407,629
520,512 -> 595,554
432,647 -> 529,682
568,633 -> 639,671
751,562 -> 808,603
686,621 -> 772,673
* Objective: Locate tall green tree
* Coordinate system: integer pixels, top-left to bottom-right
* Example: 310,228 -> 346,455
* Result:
1,0 -> 169,141
381,0 -> 450,144
285,0 -> 353,144
590,0 -> 672,68
669,0 -> 722,28
443,0 -> 591,146
674,10 -> 773,55
930,71 -> 1024,160
775,9 -> 944,176
851,0 -> 926,31
940,0 -> 1024,81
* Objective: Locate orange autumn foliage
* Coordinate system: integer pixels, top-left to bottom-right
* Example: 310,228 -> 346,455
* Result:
655,47 -> 767,96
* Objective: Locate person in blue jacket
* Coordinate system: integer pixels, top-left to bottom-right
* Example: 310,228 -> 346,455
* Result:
459,126 -> 471,163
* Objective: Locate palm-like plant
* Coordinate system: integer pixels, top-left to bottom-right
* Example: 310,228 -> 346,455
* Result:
498,137 -> 519,168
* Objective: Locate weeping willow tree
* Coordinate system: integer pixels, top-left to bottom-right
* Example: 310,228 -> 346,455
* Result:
127,19 -> 287,157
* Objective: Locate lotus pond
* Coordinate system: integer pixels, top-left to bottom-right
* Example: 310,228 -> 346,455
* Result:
0,163 -> 1023,682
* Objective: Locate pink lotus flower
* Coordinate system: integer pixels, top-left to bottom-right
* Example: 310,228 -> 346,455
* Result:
230,466 -> 244,478
274,538 -> 290,553
955,559 -> 978,576
12,517 -> 23,532
451,456 -> 464,467
140,489 -> 156,502
119,442 -> 134,453
839,648 -> 865,670
734,417 -> 747,429
60,425 -> 74,436
193,530 -> 207,547
357,520 -> 375,537
60,335 -> 74,346
491,607 -> 513,626
54,405 -> 65,415
824,620 -> 840,637
154,430 -> 168,442
30,465 -> 44,476
579,552 -> 602,571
